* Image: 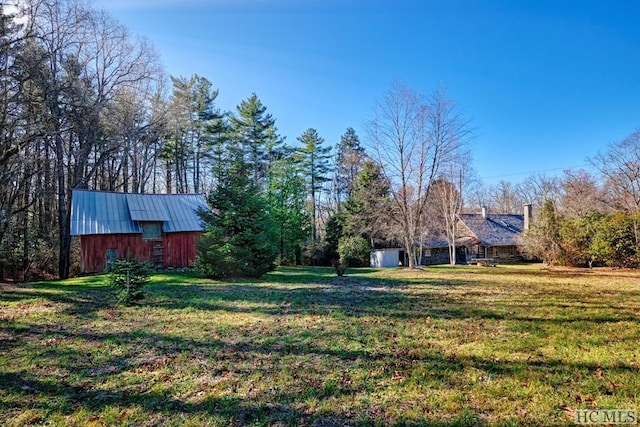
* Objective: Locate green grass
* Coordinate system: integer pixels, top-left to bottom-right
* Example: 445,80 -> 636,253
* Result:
1,265 -> 639,426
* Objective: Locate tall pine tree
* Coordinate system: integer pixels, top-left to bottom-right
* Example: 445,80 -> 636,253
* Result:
333,127 -> 366,207
296,128 -> 332,240
229,93 -> 283,187
164,74 -> 220,193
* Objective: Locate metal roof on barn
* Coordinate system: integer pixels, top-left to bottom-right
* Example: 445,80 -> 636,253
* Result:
70,190 -> 208,236
458,213 -> 524,247
125,193 -> 170,221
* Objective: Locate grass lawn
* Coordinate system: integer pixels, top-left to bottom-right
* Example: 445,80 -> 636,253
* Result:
1,265 -> 639,426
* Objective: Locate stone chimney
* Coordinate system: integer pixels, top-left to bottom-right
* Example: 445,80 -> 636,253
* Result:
481,206 -> 488,219
523,203 -> 533,231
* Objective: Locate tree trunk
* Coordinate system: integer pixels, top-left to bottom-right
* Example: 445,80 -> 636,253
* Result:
56,131 -> 70,279
122,143 -> 129,192
21,174 -> 31,280
165,160 -> 173,193
450,233 -> 457,265
311,191 -> 317,241
403,235 -> 414,268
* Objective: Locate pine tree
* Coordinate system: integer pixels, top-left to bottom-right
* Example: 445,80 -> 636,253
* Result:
342,160 -> 392,247
334,127 -> 366,206
196,147 -> 277,279
323,213 -> 344,263
165,74 -> 220,193
296,128 -> 332,240
321,160 -> 392,268
229,93 -> 283,187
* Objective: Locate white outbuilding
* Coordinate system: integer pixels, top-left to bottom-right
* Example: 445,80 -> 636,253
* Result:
370,248 -> 407,268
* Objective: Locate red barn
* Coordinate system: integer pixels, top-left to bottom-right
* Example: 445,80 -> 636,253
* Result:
70,190 -> 208,273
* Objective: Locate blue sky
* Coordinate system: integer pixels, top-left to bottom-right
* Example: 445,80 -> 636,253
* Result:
93,0 -> 640,184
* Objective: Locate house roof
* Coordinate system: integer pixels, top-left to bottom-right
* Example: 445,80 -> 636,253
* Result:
422,236 -> 450,249
70,190 -> 208,236
421,235 -> 478,249
458,213 -> 524,247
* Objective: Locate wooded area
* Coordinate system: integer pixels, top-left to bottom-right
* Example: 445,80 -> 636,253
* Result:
1,0 -> 639,281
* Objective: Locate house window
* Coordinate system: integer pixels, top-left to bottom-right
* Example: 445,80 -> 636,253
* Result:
141,222 -> 163,240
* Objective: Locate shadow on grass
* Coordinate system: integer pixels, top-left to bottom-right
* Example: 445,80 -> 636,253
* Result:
1,275 -> 112,309
2,318 -> 635,426
143,277 -> 640,324
0,371 -> 303,425
6,265 -> 639,324
2,266 -> 639,424
0,370 -> 496,426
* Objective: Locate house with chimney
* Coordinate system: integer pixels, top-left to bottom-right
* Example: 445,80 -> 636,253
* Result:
370,204 -> 533,267
456,204 -> 532,263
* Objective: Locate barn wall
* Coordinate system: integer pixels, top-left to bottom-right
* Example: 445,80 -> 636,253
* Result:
163,232 -> 201,268
79,232 -> 201,273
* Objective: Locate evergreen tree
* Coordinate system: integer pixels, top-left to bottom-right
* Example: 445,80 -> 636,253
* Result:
229,93 -> 283,187
196,147 -> 277,279
559,213 -> 602,267
323,212 -> 345,263
334,127 -> 366,206
268,151 -> 311,265
207,110 -> 231,191
296,128 -> 332,240
322,160 -> 392,268
342,160 -> 392,247
164,74 -> 220,193
337,235 -> 371,267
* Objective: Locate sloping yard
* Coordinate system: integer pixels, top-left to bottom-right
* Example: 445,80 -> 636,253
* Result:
1,265 -> 639,426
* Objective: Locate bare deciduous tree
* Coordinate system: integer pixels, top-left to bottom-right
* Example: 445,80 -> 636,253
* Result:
589,130 -> 640,215
24,0 -> 161,278
366,82 -> 470,268
489,180 -> 522,214
589,130 -> 640,247
516,174 -> 561,210
559,169 -> 607,218
430,150 -> 474,265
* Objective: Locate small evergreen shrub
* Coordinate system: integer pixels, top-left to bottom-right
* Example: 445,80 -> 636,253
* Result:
109,259 -> 152,305
338,236 -> 371,268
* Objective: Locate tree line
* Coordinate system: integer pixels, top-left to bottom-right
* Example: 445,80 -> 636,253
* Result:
0,0 -> 368,279
1,0 -> 638,281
